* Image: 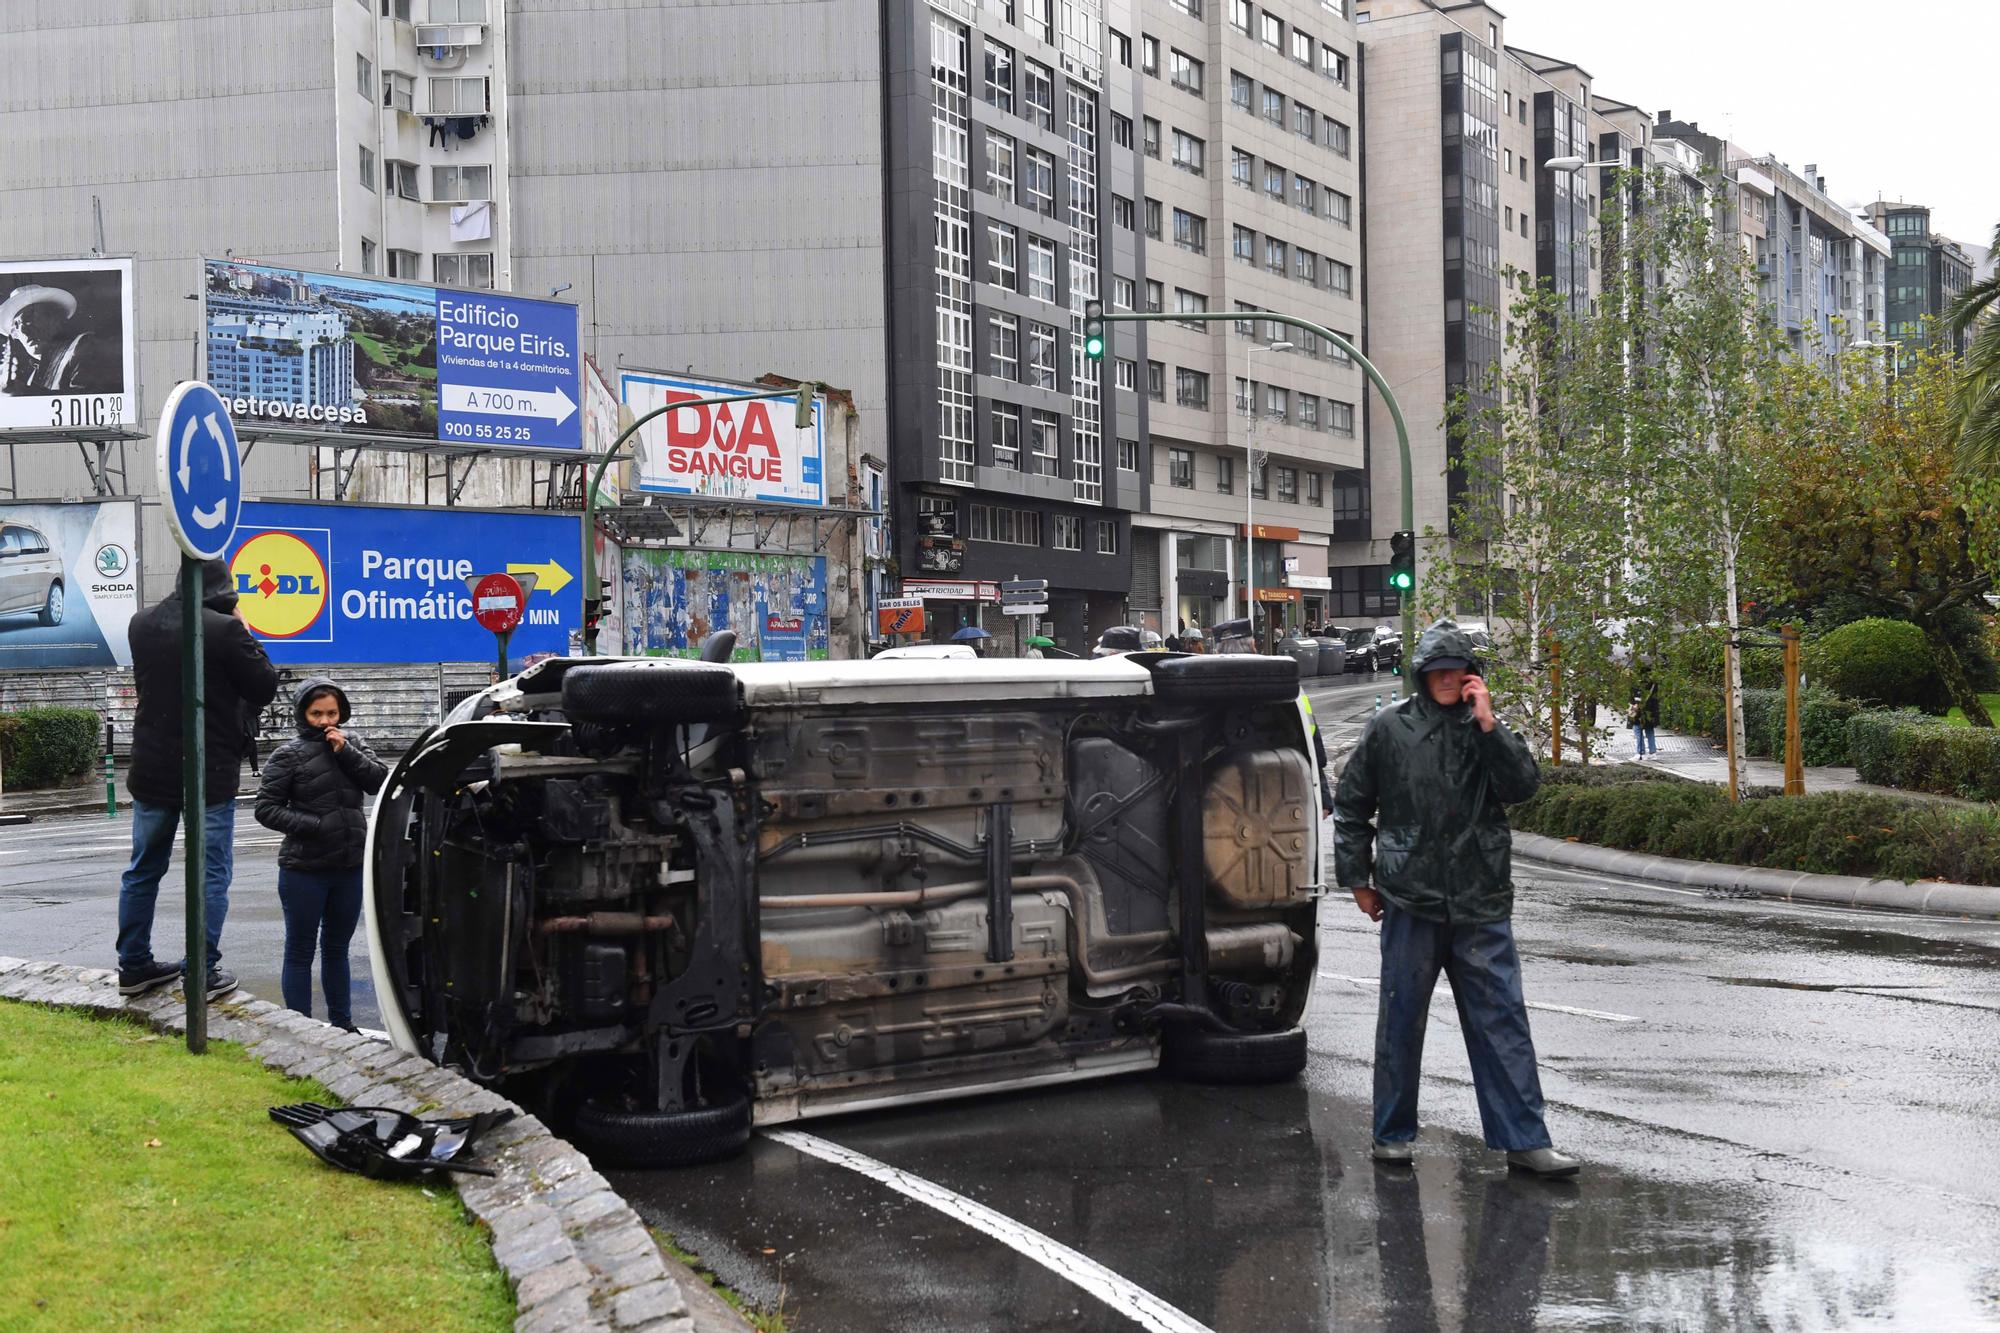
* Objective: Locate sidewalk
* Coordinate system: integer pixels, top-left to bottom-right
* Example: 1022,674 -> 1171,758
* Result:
0,761 -> 263,822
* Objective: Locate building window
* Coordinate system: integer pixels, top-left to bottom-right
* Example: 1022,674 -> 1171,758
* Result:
1293,174 -> 1316,214
1328,260 -> 1353,298
1217,454 -> 1235,494
433,251 -> 492,288
1097,520 -> 1119,555
384,159 -> 418,199
1251,454 -> 1267,497
1233,225 -> 1256,262
1174,287 -> 1208,330
1329,399 -> 1355,436
1307,471 -> 1324,505
1295,248 -> 1317,284
430,0 -> 486,19
991,405 -> 1022,469
1169,448 -> 1195,488
431,164 -> 492,202
1111,29 -> 1132,68
1294,101 -> 1316,140
988,224 -> 1019,291
1276,466 -> 1298,503
1027,321 -> 1059,389
990,312 -> 1020,379
1116,357 -> 1137,391
1141,35 -> 1160,76
357,53 -> 374,97
1119,439 -> 1139,471
985,132 -> 1016,201
1143,117 -> 1161,159
427,75 -> 488,114
970,503 -> 1042,545
1147,360 -> 1166,400
1024,148 -> 1056,214
1176,367 -> 1210,407
1264,384 -> 1288,421
1300,395 -> 1319,428
1024,59 -> 1054,130
1168,129 -> 1200,174
1320,45 -> 1348,85
984,39 -> 1014,113
1023,0 -> 1052,43
1054,514 -> 1083,551
1328,189 -> 1352,228
1170,49 -> 1204,94
1144,278 -> 1163,312
360,237 -> 377,275
1026,237 -> 1057,301
1173,208 -> 1207,254
358,144 -> 377,192
387,248 -> 421,279
1264,236 -> 1287,274
1259,12 -> 1282,48
1113,195 -> 1135,231
383,70 -> 414,113
1232,149 -> 1254,189
1290,29 -> 1313,65
1113,275 -> 1135,308
1030,410 -> 1060,475
1232,71 -> 1253,112
1112,113 -> 1133,149
1262,87 -> 1285,125
1264,162 -> 1286,200
1324,115 -> 1351,156
1144,199 -> 1163,241
1231,0 -> 1252,35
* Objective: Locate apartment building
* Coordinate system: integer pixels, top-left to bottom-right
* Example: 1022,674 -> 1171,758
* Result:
1100,0 -> 1366,638
1862,202 -> 1976,359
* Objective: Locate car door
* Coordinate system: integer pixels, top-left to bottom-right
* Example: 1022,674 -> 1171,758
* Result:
0,527 -> 26,612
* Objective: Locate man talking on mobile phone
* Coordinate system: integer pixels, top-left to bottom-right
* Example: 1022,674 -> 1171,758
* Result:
1332,618 -> 1579,1178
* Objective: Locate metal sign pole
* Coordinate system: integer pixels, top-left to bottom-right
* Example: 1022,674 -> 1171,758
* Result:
180,555 -> 207,1053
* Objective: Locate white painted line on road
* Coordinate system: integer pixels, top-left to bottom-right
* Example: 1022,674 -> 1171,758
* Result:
766,1129 -> 1215,1333
1318,972 -> 1643,1024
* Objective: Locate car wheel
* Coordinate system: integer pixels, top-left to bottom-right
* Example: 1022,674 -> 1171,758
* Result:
38,583 -> 62,627
561,660 -> 741,725
1162,1023 -> 1308,1085
570,1085 -> 753,1168
1145,654 -> 1299,704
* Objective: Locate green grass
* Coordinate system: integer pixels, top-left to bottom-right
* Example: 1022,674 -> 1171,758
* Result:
651,1227 -> 792,1333
0,1001 -> 515,1331
1942,693 -> 2000,726
350,329 -> 437,382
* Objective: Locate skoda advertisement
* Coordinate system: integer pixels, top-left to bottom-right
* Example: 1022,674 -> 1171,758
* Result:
0,500 -> 140,668
226,501 -> 581,664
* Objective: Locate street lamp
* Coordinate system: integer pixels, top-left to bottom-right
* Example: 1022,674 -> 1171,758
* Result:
1542,156 -> 1624,172
1243,340 -> 1294,642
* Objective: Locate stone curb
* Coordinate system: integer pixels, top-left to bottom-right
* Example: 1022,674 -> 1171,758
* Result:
0,958 -> 752,1333
1513,831 -> 2000,919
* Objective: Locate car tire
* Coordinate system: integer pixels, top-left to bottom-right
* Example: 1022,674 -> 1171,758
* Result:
1162,1023 -> 1308,1085
38,583 -> 62,627
570,1085 -> 754,1168
561,660 -> 741,725
1146,654 -> 1299,704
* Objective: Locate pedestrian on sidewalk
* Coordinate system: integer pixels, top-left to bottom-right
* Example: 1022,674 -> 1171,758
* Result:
254,677 -> 387,1032
1333,619 -> 1580,1178
117,559 -> 279,999
1629,670 -> 1660,760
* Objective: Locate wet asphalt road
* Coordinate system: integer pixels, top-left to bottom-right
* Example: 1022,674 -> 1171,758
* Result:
7,675 -> 2000,1329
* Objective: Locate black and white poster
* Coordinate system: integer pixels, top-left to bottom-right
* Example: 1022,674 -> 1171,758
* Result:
0,257 -> 136,432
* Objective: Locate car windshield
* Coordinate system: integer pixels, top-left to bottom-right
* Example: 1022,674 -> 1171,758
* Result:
1344,628 -> 1373,648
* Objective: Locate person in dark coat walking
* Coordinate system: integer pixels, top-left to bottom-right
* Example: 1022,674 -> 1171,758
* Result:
117,558 -> 278,999
1334,619 -> 1579,1178
255,677 -> 387,1031
1629,669 -> 1661,759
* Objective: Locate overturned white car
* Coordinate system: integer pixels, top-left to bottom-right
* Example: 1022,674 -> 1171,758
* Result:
366,652 -> 1322,1165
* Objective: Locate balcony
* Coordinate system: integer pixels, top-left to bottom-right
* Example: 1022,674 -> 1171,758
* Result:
416,23 -> 484,49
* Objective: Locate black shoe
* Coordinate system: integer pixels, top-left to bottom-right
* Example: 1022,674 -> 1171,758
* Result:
335,1023 -> 361,1035
204,969 -> 239,1000
117,959 -> 183,997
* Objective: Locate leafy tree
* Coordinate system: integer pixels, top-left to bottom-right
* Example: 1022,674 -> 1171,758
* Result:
1947,220 -> 2000,475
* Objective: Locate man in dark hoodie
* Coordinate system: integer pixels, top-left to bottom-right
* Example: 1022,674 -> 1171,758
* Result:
255,678 -> 387,1031
116,558 -> 279,998
1334,619 -> 1579,1178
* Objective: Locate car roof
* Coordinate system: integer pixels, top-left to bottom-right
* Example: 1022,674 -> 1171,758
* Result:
732,656 -> 1157,706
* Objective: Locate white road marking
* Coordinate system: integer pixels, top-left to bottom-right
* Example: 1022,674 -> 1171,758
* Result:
1318,971 -> 1643,1024
766,1129 -> 1215,1333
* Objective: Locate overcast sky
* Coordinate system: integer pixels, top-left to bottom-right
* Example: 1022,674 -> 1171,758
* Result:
1499,0 -> 1995,249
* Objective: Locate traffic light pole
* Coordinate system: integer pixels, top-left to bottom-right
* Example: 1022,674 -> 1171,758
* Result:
582,385 -> 816,656
1092,309 -> 1415,696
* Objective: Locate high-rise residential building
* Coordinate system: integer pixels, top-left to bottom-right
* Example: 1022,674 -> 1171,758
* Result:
1863,201 -> 1977,358
1099,0 -> 1365,639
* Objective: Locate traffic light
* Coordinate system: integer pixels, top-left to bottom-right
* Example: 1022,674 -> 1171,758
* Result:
1083,300 -> 1105,361
794,382 -> 818,431
1388,530 -> 1415,594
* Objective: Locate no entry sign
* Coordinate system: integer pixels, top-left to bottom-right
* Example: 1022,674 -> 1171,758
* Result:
472,572 -> 526,634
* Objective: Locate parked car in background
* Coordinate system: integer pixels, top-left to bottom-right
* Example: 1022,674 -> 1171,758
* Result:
367,652 -> 1322,1167
0,522 -> 64,627
1342,626 -> 1380,672
872,642 -> 978,660
1370,625 -> 1404,674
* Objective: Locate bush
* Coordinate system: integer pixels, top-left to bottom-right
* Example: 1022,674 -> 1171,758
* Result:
1807,618 -> 1949,713
1511,767 -> 2000,884
1730,687 -> 1859,767
0,707 -> 101,789
1848,710 -> 2000,801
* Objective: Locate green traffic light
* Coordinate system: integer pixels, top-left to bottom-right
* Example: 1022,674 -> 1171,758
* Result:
1389,571 -> 1413,591
1084,335 -> 1105,360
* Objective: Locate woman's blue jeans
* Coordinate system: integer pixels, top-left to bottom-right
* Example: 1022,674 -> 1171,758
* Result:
277,866 -> 363,1027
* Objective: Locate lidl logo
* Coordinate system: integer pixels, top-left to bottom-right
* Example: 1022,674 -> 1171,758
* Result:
231,529 -> 332,641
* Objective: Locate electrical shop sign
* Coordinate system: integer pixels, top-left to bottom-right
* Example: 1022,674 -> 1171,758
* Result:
620,370 -> 825,508
225,501 -> 580,664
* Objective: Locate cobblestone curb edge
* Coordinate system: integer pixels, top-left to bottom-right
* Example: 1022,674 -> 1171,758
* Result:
0,957 -> 751,1333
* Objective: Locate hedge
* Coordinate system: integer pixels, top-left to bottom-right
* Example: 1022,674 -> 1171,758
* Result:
1512,764 -> 2000,885
1728,687 -> 1860,767
1805,618 -> 1949,713
1847,711 -> 2000,802
0,707 -> 101,790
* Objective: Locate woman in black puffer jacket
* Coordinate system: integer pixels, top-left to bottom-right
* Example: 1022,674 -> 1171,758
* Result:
254,677 -> 388,1030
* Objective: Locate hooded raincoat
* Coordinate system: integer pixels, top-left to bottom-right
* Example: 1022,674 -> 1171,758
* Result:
253,678 -> 388,872
1333,620 -> 1540,923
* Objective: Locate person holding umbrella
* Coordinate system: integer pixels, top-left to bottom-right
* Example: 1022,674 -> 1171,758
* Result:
950,625 -> 993,657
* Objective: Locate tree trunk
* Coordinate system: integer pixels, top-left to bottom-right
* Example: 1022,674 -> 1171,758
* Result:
1922,621 -> 1995,727
1720,531 -> 1747,800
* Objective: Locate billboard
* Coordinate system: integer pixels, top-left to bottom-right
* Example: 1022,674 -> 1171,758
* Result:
202,259 -> 582,450
619,548 -> 828,661
620,371 -> 824,508
226,501 -> 581,664
0,500 -> 140,668
1,257 -> 137,432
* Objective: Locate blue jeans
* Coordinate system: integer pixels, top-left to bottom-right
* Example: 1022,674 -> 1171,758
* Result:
1373,903 -> 1552,1152
277,866 -> 364,1028
1632,724 -> 1657,755
117,797 -> 235,973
